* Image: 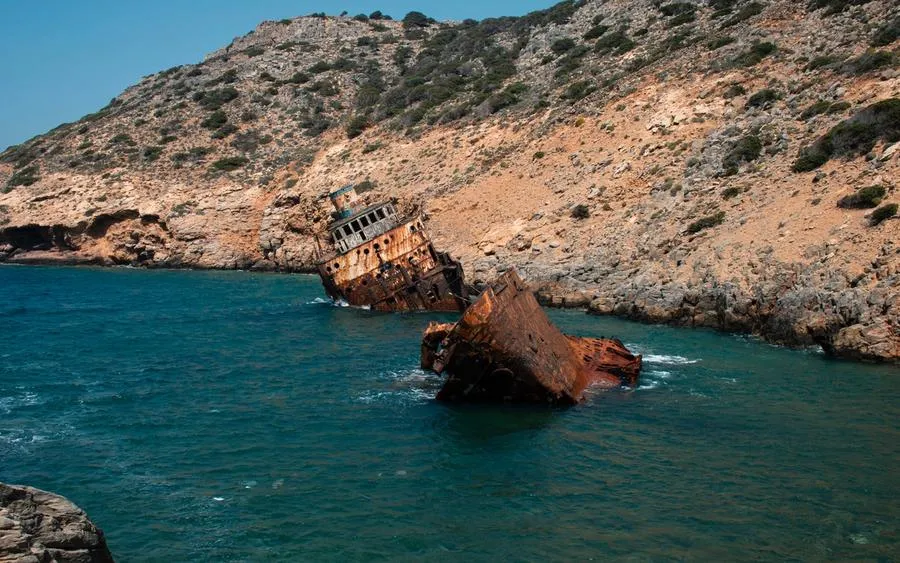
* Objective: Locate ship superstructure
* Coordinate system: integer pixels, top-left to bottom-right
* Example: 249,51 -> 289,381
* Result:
315,184 -> 468,312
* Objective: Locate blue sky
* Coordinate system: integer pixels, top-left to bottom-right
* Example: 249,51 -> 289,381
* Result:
0,0 -> 553,151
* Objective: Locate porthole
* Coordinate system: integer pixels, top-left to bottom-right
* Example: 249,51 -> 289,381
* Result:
364,248 -> 370,255
384,238 -> 390,244
333,263 -> 339,269
374,243 -> 380,251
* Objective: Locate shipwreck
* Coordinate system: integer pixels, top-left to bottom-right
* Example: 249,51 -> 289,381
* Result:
421,270 -> 642,404
315,184 -> 468,312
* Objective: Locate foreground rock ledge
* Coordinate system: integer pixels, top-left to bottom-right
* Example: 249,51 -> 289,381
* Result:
0,483 -> 114,563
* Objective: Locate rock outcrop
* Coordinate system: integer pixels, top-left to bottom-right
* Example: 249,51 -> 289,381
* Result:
1,0 -> 898,362
0,483 -> 114,563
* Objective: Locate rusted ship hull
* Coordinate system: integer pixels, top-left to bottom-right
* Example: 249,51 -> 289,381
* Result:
421,270 -> 641,404
317,218 -> 467,312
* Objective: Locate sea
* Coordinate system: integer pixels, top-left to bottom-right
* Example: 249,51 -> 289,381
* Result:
1,265 -> 898,561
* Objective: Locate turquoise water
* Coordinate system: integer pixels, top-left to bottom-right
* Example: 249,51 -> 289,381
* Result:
1,265 -> 898,562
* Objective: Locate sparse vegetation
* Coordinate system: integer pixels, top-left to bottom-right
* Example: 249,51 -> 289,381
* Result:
839,50 -> 896,75
346,115 -> 370,139
723,134 -> 762,175
143,146 -> 163,162
210,156 -> 249,171
193,87 -> 239,111
730,42 -> 776,67
571,204 -> 590,219
793,98 -> 900,172
687,211 -> 726,233
746,89 -> 779,109
563,80 -> 596,101
201,110 -> 228,130
721,186 -> 743,199
594,29 -> 635,55
870,203 -> 898,225
837,185 -> 886,208
722,2 -> 764,26
800,100 -> 851,120
551,37 -> 576,55
871,16 -> 900,47
4,165 -> 40,191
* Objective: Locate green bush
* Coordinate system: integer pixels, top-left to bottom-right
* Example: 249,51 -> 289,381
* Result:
707,36 -> 735,50
809,0 -> 875,17
563,80 -> 596,101
800,100 -> 833,120
488,82 -> 527,113
243,46 -> 265,57
571,204 -> 590,219
746,89 -> 779,109
193,87 -> 239,111
551,37 -> 576,55
109,133 -> 136,146
594,30 -> 635,55
362,142 -> 383,154
723,83 -> 746,98
346,114 -> 370,138
730,42 -> 776,67
201,110 -> 228,129
721,186 -> 742,199
871,203 -> 898,225
143,146 -> 163,161
793,98 -> 900,172
722,2 -> 764,26
356,179 -> 376,192
211,123 -> 238,139
5,165 -> 40,189
839,50 -> 896,75
210,156 -> 249,171
402,11 -> 432,29
687,211 -> 726,233
307,80 -> 339,96
308,61 -> 332,74
583,24 -> 608,40
800,100 -> 851,120
871,16 -> 900,47
722,134 -> 762,174
837,185 -> 886,208
284,72 -> 310,85
533,151 -> 546,160
805,55 -> 842,70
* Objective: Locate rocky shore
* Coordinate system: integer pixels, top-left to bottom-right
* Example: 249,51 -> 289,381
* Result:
0,483 -> 114,563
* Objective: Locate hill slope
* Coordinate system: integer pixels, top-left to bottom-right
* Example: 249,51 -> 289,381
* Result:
1,0 -> 899,361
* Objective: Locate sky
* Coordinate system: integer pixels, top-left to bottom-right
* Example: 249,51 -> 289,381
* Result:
0,0 -> 554,151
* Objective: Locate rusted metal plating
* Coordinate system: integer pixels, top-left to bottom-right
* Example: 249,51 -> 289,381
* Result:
316,185 -> 468,312
421,270 -> 642,404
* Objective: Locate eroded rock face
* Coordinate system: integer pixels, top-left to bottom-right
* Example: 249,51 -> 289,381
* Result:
0,483 -> 114,563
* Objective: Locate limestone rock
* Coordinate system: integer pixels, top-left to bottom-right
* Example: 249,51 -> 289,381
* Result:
0,483 -> 114,563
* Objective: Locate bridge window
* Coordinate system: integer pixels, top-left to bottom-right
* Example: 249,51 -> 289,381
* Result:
351,220 -> 360,232
376,208 -> 385,220
360,216 -> 369,227
343,225 -> 352,236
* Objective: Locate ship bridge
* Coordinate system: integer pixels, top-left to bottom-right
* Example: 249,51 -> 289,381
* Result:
326,185 -> 402,255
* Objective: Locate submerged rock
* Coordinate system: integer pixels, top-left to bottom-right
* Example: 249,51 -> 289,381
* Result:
0,483 -> 114,563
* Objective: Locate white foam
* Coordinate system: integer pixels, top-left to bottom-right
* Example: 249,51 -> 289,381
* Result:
647,370 -> 673,379
213,497 -> 225,502
642,354 -> 700,365
637,382 -> 661,390
305,297 -> 330,305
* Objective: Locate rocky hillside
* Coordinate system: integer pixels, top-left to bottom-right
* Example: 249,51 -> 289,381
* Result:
1,0 -> 898,361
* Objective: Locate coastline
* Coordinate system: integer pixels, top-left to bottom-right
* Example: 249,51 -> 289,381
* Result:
3,254 -> 896,365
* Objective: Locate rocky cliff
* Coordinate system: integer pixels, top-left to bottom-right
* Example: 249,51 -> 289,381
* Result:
1,0 -> 898,361
0,483 -> 114,563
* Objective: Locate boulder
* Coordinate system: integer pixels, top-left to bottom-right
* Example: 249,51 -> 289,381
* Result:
0,483 -> 114,563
